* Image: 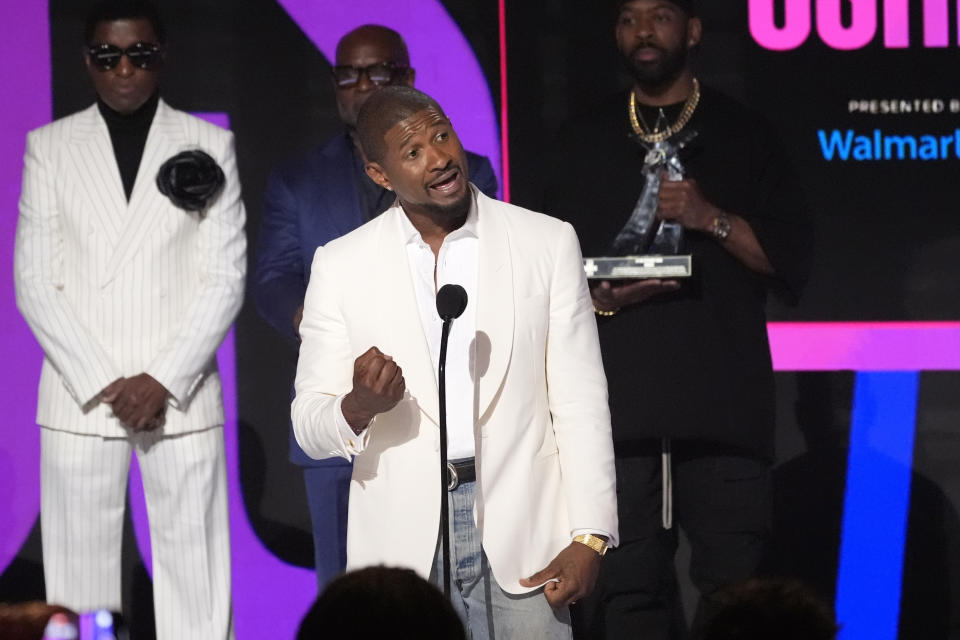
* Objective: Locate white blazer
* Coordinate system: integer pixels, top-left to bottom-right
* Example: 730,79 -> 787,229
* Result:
292,190 -> 618,593
15,100 -> 246,437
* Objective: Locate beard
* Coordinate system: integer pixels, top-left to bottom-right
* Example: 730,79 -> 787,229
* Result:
399,174 -> 473,226
624,41 -> 690,90
422,187 -> 472,221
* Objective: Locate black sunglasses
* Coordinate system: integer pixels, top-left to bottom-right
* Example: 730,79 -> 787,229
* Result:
87,42 -> 163,71
332,62 -> 409,88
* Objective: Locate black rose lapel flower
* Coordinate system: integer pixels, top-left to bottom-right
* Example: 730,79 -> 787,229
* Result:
156,149 -> 225,214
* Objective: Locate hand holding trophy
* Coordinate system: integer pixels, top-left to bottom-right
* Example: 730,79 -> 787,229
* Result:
583,81 -> 701,281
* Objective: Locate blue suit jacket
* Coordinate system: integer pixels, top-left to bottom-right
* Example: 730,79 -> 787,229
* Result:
255,132 -> 498,466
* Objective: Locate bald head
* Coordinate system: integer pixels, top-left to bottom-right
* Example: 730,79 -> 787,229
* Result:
336,24 -> 409,67
357,86 -> 445,163
333,25 -> 415,128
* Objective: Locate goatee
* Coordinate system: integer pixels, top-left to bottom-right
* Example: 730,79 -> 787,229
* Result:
425,190 -> 471,221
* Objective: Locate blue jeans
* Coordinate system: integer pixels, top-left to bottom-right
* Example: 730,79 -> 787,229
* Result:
430,480 -> 572,639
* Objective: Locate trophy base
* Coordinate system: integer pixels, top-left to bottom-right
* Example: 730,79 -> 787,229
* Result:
583,255 -> 692,279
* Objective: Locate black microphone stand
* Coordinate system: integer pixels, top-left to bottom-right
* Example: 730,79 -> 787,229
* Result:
438,315 -> 453,599
435,283 -> 466,600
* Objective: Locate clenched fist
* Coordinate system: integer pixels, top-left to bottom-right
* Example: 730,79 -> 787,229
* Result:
341,346 -> 406,433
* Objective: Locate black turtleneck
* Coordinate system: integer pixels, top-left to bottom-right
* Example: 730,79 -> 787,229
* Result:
98,92 -> 160,201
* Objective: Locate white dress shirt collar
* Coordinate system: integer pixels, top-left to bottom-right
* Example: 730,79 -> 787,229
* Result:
396,191 -> 479,247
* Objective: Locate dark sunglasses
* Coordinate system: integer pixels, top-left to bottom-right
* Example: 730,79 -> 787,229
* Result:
332,62 -> 408,88
87,42 -> 163,71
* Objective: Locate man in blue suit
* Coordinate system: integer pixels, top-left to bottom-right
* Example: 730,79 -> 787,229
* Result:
254,24 -> 497,588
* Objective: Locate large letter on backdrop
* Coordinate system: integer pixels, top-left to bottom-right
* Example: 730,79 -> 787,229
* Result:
0,1 -> 49,583
749,0 -> 812,50
273,0 -> 501,186
884,0 -> 950,48
816,0 -> 877,50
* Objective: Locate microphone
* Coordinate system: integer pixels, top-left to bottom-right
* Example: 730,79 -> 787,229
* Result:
436,284 -> 468,321
435,283 -> 467,599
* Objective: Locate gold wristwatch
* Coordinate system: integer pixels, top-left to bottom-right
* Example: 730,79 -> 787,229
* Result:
573,534 -> 609,557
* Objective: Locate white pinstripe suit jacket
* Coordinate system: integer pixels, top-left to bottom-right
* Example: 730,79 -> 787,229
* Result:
15,99 -> 246,437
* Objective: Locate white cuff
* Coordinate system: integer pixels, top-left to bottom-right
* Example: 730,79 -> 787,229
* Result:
334,394 -> 370,455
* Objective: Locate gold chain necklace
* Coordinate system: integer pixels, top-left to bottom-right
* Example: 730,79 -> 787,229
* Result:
628,78 -> 701,144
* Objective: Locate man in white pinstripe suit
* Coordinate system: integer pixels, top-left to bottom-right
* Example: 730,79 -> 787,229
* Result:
13,2 -> 244,638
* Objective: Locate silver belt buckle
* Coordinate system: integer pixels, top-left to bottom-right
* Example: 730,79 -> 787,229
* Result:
446,461 -> 459,491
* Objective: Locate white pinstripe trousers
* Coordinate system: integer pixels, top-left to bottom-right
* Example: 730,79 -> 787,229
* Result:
40,426 -> 234,639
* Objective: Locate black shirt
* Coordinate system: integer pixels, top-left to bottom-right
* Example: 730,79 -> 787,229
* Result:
546,86 -> 812,460
98,92 -> 159,200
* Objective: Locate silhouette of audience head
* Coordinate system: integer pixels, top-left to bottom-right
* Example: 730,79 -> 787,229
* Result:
0,601 -> 77,640
699,578 -> 839,640
297,566 -> 466,639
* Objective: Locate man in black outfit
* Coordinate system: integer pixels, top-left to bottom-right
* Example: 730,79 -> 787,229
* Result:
545,1 -> 811,638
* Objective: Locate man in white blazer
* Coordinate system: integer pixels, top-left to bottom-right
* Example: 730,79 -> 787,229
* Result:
292,86 -> 617,638
14,3 -> 243,638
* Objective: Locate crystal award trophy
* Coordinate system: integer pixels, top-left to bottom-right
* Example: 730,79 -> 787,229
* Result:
583,130 -> 696,280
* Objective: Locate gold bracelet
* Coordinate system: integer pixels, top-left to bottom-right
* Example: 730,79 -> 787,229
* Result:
594,307 -> 618,317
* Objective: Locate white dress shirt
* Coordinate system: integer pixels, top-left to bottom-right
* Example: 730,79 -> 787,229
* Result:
400,201 -> 478,460
334,197 -> 479,460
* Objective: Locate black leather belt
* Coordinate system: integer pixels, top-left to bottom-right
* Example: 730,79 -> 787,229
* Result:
446,458 -> 475,491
